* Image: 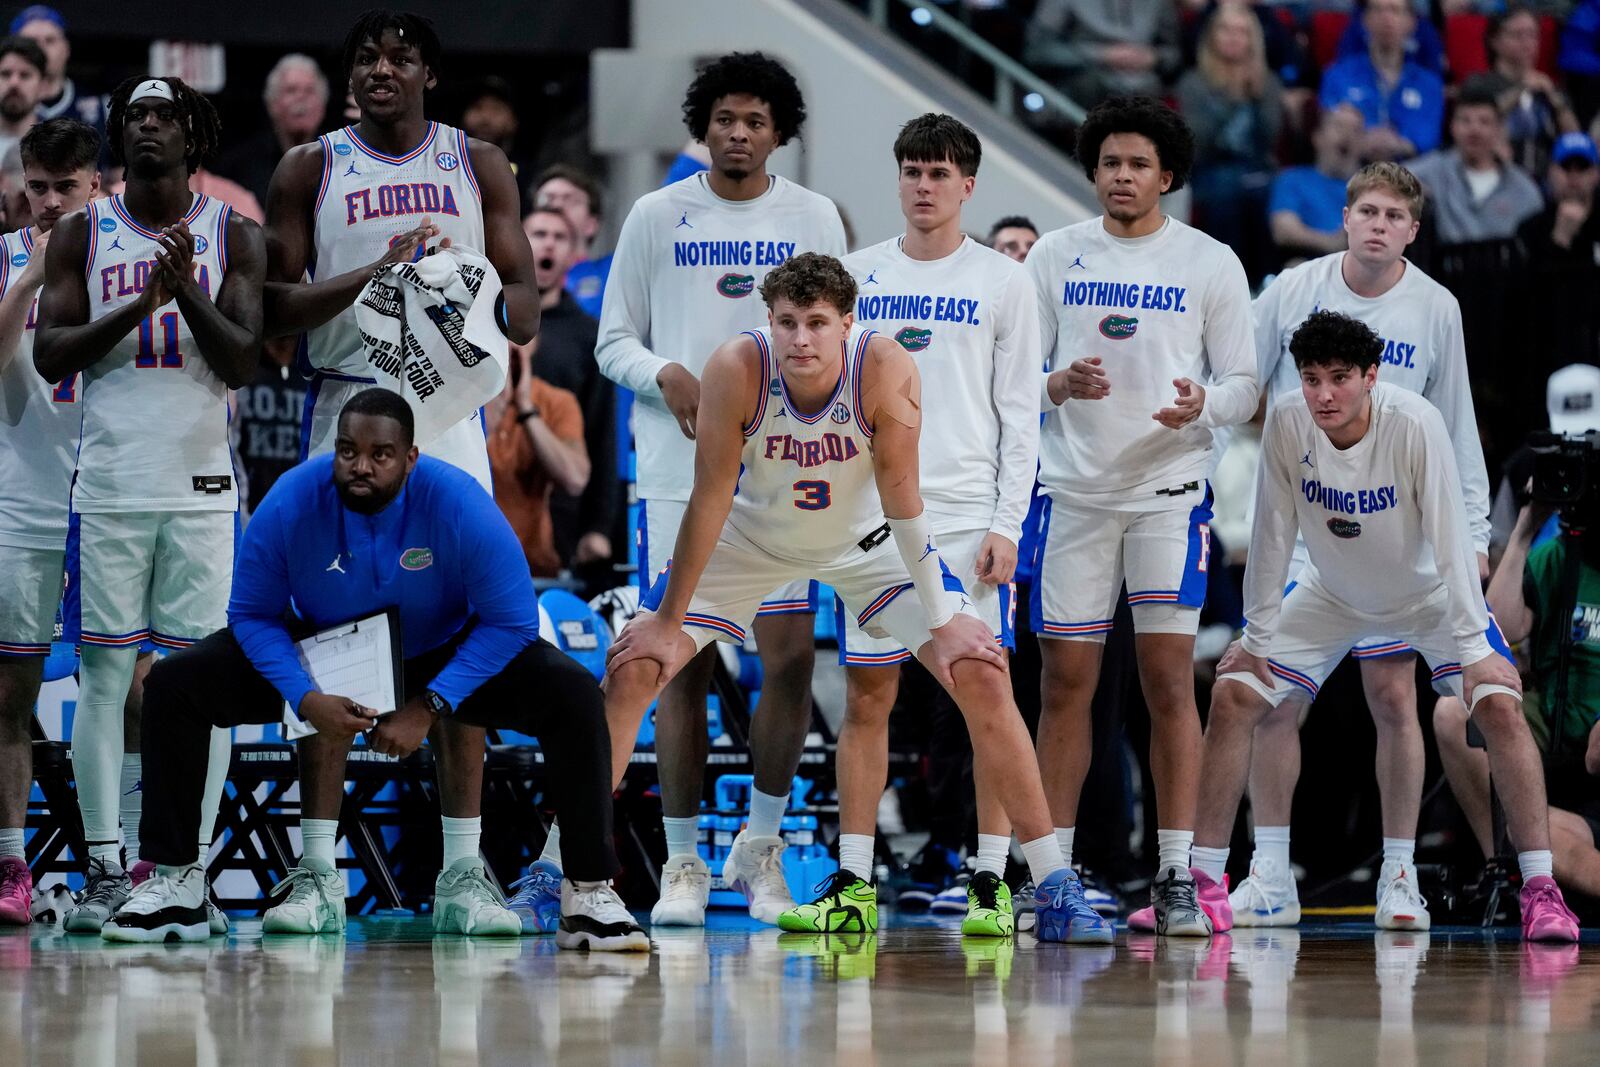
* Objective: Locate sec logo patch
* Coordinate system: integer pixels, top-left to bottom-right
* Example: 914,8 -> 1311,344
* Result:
193,235 -> 208,255
435,152 -> 460,172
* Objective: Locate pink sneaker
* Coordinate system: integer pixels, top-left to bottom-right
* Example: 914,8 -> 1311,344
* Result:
1128,870 -> 1232,932
0,856 -> 32,925
129,860 -> 156,888
1520,876 -> 1579,943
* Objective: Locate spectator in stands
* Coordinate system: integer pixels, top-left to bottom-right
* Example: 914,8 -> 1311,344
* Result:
0,36 -> 43,165
1320,0 -> 1445,160
462,77 -> 536,205
1560,0 -> 1600,126
215,54 -> 328,208
1410,76 -> 1545,243
520,205 -> 618,584
988,214 -> 1038,262
1269,104 -> 1364,262
1181,0 -> 1315,124
1177,4 -> 1285,282
1483,5 -> 1580,176
1025,0 -> 1181,111
535,164 -> 610,319
1516,133 -> 1600,381
11,7 -> 102,132
487,339 -> 590,579
1334,0 -> 1446,76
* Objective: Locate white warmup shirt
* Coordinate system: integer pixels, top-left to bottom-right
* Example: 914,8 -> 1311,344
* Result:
1254,252 -> 1491,554
842,236 -> 1038,543
597,172 -> 846,502
1028,216 -> 1258,509
0,227 -> 77,547
75,194 -> 237,514
1242,384 -> 1493,665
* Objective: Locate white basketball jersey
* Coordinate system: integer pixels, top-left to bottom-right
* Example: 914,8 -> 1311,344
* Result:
725,325 -> 884,563
73,194 -> 236,513
303,122 -> 489,479
0,227 -> 79,547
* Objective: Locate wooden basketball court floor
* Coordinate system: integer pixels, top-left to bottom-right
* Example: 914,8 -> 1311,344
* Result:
2,914 -> 1596,1066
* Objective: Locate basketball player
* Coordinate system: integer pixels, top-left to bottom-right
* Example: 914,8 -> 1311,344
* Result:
1191,309 -> 1580,944
33,78 -> 265,932
603,252 -> 1082,940
260,10 -> 537,935
814,113 -> 1055,939
0,118 -> 98,924
1230,162 -> 1491,931
1027,97 -> 1258,937
590,52 -> 845,927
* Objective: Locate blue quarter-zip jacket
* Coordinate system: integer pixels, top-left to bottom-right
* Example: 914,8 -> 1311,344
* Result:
229,454 -> 540,713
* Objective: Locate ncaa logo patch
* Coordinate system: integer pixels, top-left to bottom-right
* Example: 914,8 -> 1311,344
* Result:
333,142 -> 353,156
10,252 -> 26,267
98,216 -> 117,233
435,152 -> 460,172
192,235 -> 208,255
1326,517 -> 1362,539
1098,314 -> 1138,340
830,402 -> 851,424
400,547 -> 434,571
716,272 -> 755,298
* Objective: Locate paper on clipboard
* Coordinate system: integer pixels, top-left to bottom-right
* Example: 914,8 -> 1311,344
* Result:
282,611 -> 400,740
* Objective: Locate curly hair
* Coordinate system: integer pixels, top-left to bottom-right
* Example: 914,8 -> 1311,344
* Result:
681,51 -> 806,146
106,76 -> 221,175
894,112 -> 981,177
342,9 -> 441,80
1074,96 -> 1196,193
1289,309 -> 1384,373
760,252 -> 856,317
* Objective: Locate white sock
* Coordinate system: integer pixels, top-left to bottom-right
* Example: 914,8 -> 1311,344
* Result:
1192,845 -> 1229,883
197,727 -> 231,859
0,828 -> 23,861
1252,825 -> 1291,870
1019,834 -> 1066,885
1518,849 -> 1554,881
663,815 -> 700,860
442,816 -> 481,867
747,786 -> 788,840
72,645 -> 138,861
1054,826 -> 1075,869
1381,837 -> 1415,869
538,820 -> 562,868
975,834 -> 1009,878
1156,829 -> 1194,874
837,833 -> 875,881
301,818 -> 338,868
118,754 -> 142,863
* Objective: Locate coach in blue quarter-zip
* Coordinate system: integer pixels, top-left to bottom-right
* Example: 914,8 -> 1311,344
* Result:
101,387 -> 648,952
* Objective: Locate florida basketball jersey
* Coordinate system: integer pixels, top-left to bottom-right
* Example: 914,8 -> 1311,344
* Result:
303,121 -> 490,486
73,194 -> 237,514
0,226 -> 79,547
726,325 -> 884,563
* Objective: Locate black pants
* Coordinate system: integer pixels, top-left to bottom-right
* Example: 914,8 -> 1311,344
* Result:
139,626 -> 619,881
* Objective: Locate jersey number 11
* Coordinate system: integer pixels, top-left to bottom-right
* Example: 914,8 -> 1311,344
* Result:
135,311 -> 184,369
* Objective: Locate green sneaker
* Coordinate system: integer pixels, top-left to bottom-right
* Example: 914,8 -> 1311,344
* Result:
777,870 -> 877,933
960,871 -> 1014,938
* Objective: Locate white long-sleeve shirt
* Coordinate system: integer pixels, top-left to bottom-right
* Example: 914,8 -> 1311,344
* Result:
1253,252 -> 1491,554
1029,216 -> 1258,509
1242,383 -> 1493,666
841,235 -> 1038,542
595,172 -> 846,501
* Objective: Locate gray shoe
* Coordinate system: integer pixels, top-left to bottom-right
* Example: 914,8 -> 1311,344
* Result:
64,857 -> 131,934
207,899 -> 229,936
1152,865 -> 1214,938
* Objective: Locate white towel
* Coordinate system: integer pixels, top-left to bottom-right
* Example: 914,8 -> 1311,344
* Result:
353,246 -> 508,449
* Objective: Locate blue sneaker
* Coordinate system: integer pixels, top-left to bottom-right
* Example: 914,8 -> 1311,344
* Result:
505,859 -> 563,935
1033,870 -> 1115,945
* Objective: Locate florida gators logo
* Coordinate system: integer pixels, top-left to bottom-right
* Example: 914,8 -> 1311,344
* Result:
894,326 -> 932,352
716,273 -> 755,298
1098,314 -> 1138,340
400,547 -> 434,570
1326,518 -> 1362,539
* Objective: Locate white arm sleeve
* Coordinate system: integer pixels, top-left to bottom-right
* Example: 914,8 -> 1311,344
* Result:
595,203 -> 671,400
1239,409 -> 1301,658
1195,251 -> 1261,430
1424,299 -> 1492,555
1410,408 -> 1494,664
990,269 -> 1042,543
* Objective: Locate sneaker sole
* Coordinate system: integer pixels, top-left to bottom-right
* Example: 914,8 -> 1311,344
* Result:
555,927 -> 651,952
1232,904 -> 1301,927
1157,921 -> 1215,938
1525,924 -> 1581,943
263,915 -> 344,935
1377,913 -> 1431,932
1034,917 -> 1115,945
0,907 -> 31,926
101,920 -> 209,943
63,912 -> 114,934
649,906 -> 708,927
960,921 -> 1015,938
434,916 -> 521,937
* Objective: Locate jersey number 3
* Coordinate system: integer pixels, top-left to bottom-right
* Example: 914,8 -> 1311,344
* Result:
135,311 -> 184,369
793,480 -> 831,511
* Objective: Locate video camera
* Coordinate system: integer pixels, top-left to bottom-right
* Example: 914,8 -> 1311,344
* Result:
1529,430 -> 1600,511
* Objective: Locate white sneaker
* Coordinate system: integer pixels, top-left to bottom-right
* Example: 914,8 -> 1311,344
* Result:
263,860 -> 346,935
1229,858 -> 1302,927
557,880 -> 651,952
102,864 -> 209,943
433,859 -> 521,937
1375,861 -> 1431,931
722,831 -> 795,925
650,854 -> 710,927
